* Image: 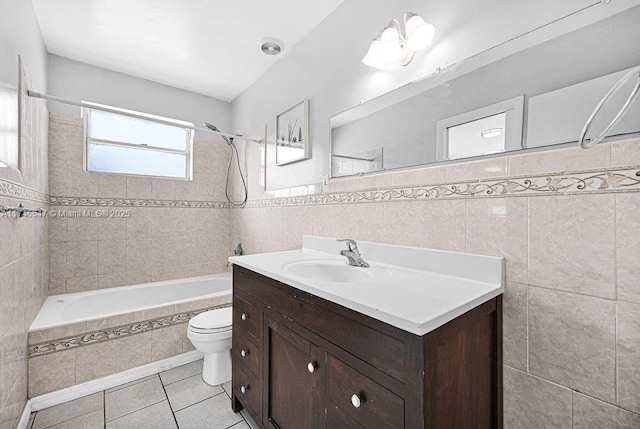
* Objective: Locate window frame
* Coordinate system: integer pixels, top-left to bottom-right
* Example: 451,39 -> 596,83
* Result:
82,104 -> 194,180
436,95 -> 525,162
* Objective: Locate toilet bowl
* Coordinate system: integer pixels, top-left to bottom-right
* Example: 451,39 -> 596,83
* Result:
187,307 -> 233,386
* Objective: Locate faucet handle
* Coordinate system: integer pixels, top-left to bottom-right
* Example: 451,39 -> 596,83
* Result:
337,238 -> 357,251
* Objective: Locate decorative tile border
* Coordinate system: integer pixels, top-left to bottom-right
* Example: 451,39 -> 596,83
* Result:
244,167 -> 640,208
28,303 -> 231,358
48,166 -> 640,211
49,196 -> 230,209
0,178 -> 49,204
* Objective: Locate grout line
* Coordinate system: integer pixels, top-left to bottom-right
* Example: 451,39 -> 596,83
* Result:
526,283 -> 626,303
104,374 -> 158,394
105,398 -> 168,424
615,303 -> 619,407
526,282 -> 530,373
162,371 -> 204,388
171,391 -> 227,415
526,197 -> 530,373
103,390 -> 106,429
161,372 -> 204,387
506,364 -> 640,416
613,194 -> 619,406
159,374 -> 180,429
570,390 -> 574,428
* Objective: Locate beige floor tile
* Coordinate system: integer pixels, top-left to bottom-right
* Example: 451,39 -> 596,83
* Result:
32,392 -> 102,429
106,400 -> 176,429
160,360 -> 203,386
165,374 -> 224,412
105,377 -> 166,421
174,394 -> 242,429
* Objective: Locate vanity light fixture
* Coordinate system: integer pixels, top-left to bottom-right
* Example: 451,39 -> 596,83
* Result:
481,128 -> 503,138
362,12 -> 435,69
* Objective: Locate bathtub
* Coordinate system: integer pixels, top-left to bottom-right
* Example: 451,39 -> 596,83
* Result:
28,273 -> 233,397
31,273 -> 232,331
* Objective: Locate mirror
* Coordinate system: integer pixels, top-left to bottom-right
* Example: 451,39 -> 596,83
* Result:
330,7 -> 640,178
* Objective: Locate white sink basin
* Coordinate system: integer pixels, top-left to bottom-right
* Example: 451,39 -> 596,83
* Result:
281,259 -> 390,283
229,236 -> 505,335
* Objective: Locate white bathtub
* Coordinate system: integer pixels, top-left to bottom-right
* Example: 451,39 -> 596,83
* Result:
30,273 -> 232,331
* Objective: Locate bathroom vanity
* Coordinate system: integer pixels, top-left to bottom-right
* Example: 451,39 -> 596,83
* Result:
229,237 -> 504,428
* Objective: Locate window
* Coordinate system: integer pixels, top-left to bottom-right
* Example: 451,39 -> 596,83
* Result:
0,86 -> 19,170
436,96 -> 524,161
84,104 -> 193,179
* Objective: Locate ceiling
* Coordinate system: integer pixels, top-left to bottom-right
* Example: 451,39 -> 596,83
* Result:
31,0 -> 345,102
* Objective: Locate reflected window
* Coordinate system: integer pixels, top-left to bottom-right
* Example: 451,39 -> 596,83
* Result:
0,87 -> 18,170
447,112 -> 506,159
85,105 -> 193,179
437,96 -> 524,161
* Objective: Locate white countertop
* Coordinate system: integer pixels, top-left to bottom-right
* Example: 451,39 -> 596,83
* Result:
229,236 -> 504,336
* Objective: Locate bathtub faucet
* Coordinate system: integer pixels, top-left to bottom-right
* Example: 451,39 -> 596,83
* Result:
234,243 -> 244,256
227,243 -> 244,267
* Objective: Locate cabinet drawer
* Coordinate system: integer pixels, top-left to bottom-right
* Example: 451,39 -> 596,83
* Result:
233,362 -> 262,422
234,266 -> 408,383
233,331 -> 262,381
326,353 -> 404,429
234,292 -> 262,341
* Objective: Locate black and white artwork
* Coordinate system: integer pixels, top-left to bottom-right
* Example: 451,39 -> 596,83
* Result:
276,99 -> 309,165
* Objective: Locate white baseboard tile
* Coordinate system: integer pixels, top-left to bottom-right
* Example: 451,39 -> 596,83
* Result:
30,350 -> 204,412
16,400 -> 32,429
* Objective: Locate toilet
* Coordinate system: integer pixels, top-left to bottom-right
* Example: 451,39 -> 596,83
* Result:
187,307 -> 233,386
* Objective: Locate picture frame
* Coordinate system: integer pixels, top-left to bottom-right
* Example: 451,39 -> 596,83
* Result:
276,99 -> 310,165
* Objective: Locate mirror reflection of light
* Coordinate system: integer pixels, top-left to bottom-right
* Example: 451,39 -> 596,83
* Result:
481,128 -> 503,138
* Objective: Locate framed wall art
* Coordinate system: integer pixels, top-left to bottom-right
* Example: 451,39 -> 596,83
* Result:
276,99 -> 309,165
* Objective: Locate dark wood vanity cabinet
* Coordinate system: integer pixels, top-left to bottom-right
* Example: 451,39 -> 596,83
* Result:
231,265 -> 503,429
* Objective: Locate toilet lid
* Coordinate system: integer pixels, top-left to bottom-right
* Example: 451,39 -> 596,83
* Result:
189,307 -> 232,332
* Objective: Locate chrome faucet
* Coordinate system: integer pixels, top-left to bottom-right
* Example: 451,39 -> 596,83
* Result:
337,239 -> 370,268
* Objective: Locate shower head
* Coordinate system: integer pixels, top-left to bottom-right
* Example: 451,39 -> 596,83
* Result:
204,122 -> 232,145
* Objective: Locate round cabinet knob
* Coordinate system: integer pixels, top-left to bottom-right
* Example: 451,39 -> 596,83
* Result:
351,394 -> 362,408
240,385 -> 248,394
307,362 -> 316,373
241,313 -> 249,321
240,349 -> 249,358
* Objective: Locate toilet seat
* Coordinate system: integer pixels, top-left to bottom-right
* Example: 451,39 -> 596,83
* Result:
188,307 -> 232,334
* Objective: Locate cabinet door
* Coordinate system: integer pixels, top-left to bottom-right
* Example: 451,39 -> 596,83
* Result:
265,318 -> 322,429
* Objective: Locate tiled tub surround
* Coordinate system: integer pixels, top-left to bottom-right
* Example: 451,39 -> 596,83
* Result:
27,289 -> 232,397
0,70 -> 50,427
228,137 -> 640,427
47,114 -> 233,295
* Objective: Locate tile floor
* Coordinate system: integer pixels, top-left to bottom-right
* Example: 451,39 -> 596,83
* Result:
28,360 -> 258,429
